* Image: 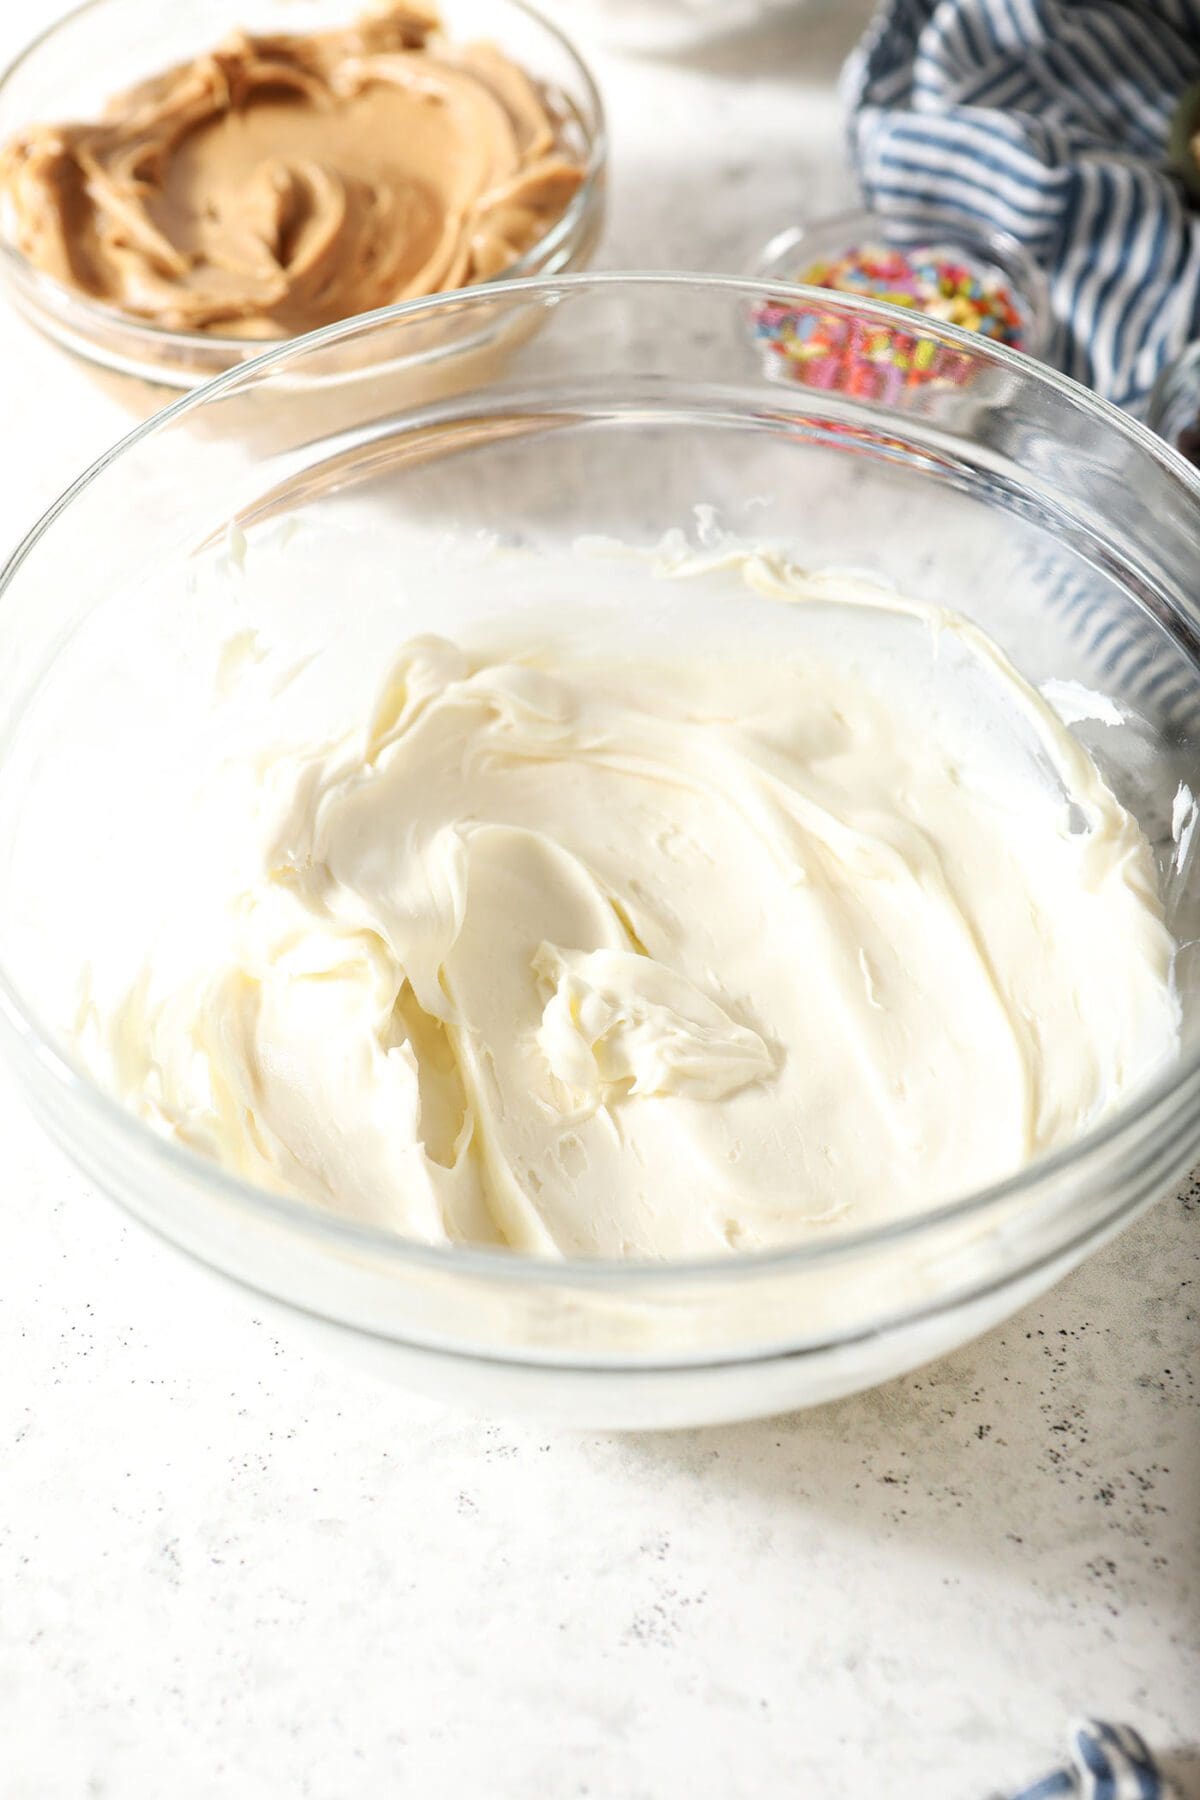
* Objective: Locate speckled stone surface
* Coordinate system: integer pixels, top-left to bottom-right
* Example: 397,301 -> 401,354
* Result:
1,6 -> 1197,1797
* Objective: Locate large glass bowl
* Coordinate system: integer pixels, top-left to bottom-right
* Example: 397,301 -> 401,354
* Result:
2,273 -> 1200,1430
0,0 -> 606,393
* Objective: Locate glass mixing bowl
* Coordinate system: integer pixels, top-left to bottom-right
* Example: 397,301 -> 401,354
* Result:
0,0 -> 606,394
2,273 -> 1200,1430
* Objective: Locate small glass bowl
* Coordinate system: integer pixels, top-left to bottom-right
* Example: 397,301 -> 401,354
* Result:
751,206 -> 1052,366
1146,338 -> 1200,465
0,0 -> 606,393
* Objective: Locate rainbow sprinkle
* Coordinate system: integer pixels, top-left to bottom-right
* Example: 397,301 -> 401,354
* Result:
798,244 -> 1026,346
750,242 -> 1028,399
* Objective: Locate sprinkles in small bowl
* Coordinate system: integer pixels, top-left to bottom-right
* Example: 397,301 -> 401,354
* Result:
748,211 -> 1050,399
797,244 -> 1026,346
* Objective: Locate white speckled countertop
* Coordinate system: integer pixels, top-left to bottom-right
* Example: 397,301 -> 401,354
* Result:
1,6 -> 1197,1797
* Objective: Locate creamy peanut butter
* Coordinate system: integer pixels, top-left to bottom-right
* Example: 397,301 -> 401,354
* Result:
0,5 -> 586,336
79,543 -> 1181,1260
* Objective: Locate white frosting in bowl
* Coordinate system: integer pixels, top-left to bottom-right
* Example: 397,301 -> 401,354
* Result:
80,548 -> 1181,1258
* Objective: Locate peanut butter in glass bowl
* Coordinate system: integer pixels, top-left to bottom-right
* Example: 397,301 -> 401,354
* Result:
0,0 -> 605,396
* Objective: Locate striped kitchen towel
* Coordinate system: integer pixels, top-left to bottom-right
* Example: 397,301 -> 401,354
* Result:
998,1719 -> 1182,1800
845,0 -> 1200,409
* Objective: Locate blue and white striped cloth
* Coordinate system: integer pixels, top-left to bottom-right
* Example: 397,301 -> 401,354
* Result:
845,0 -> 1200,409
1000,1720 -> 1181,1800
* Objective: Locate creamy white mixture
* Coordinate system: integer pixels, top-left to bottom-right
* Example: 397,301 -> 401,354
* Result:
82,550 -> 1180,1258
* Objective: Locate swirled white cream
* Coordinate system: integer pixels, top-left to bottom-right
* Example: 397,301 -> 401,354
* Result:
83,550 -> 1180,1258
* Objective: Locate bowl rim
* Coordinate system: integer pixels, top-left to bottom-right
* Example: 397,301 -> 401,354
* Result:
2,267 -> 1200,1288
0,0 -> 608,355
